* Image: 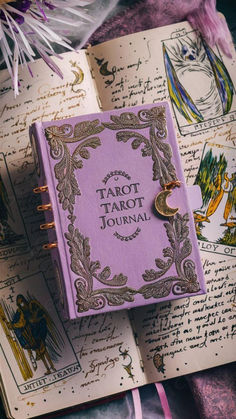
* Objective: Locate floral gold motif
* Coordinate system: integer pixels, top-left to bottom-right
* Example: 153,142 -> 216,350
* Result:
65,223 -> 135,312
103,106 -> 175,188
140,213 -> 200,297
45,120 -> 104,214
46,107 -> 200,313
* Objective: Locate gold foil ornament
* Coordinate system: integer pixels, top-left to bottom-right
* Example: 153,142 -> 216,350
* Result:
72,67 -> 84,85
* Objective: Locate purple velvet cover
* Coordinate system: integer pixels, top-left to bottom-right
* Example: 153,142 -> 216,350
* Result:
30,102 -> 205,319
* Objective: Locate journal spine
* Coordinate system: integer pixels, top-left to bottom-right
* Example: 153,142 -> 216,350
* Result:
29,123 -> 74,319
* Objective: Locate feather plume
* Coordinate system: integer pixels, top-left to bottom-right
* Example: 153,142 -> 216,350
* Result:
0,0 -> 96,95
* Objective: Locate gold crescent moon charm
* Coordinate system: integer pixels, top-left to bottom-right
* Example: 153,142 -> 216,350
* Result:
155,180 -> 181,217
155,189 -> 179,217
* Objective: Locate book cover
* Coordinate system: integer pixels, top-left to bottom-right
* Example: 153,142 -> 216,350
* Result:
30,103 -> 205,319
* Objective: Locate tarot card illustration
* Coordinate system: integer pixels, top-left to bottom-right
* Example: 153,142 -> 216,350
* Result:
0,154 -> 29,259
163,31 -> 235,135
0,272 -> 81,394
194,143 -> 236,254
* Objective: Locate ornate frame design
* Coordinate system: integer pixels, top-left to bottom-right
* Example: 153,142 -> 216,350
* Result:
45,107 -> 200,313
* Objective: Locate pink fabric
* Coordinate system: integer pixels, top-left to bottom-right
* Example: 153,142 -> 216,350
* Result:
187,363 -> 236,419
187,0 -> 232,57
88,0 -> 232,57
155,383 -> 172,419
131,388 -> 143,419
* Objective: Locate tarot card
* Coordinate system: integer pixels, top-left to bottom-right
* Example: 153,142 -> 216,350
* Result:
0,272 -> 81,394
194,142 -> 236,257
163,30 -> 236,135
0,154 -> 29,260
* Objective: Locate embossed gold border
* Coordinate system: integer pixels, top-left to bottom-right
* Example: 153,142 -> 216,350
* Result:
45,106 -> 200,314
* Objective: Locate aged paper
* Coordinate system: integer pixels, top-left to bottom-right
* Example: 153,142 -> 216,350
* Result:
0,50 -> 99,277
88,23 -> 236,257
133,263 -> 236,381
132,125 -> 236,382
88,20 -> 236,376
0,52 -> 145,418
88,21 -> 236,129
0,272 -> 144,418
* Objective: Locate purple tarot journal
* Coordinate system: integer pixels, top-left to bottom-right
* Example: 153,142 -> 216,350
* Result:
30,103 -> 206,319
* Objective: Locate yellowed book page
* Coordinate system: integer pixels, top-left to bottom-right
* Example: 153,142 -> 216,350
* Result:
131,121 -> 236,380
88,20 -> 236,119
0,50 -> 99,147
0,54 -> 145,418
0,50 -> 99,277
0,273 -> 145,418
132,262 -> 235,381
88,20 -> 236,379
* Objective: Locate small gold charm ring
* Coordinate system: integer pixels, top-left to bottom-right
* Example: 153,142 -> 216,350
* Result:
42,242 -> 58,250
155,179 -> 180,217
37,203 -> 52,211
40,222 -> 55,230
33,185 -> 48,193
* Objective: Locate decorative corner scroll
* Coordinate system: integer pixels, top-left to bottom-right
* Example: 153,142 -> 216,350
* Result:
65,223 -> 136,313
46,106 -> 200,314
45,120 -> 104,214
102,106 -> 176,188
140,213 -> 200,298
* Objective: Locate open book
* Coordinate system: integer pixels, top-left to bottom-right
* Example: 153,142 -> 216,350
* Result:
0,20 -> 235,418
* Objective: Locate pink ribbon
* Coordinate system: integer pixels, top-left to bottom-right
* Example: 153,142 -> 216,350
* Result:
131,384 -> 172,419
131,388 -> 142,419
155,382 -> 172,419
